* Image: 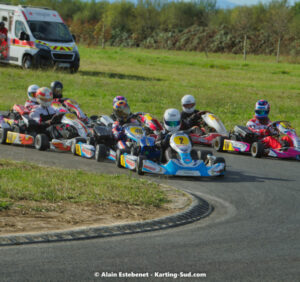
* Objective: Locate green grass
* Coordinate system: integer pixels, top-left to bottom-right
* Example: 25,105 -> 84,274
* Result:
0,160 -> 167,208
0,46 -> 299,132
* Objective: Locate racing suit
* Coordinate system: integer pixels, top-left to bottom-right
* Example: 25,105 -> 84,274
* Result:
29,105 -> 75,139
246,117 -> 293,149
112,115 -> 140,150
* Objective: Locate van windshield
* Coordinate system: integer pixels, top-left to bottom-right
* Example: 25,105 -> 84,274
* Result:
28,21 -> 73,43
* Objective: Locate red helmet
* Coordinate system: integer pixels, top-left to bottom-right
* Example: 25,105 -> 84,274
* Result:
36,87 -> 53,107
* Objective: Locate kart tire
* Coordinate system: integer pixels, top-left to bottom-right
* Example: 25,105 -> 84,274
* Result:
116,149 -> 125,168
95,144 -> 107,162
136,156 -> 146,175
213,136 -> 225,152
35,134 -> 49,151
213,157 -> 226,176
71,139 -> 77,155
0,128 -> 9,144
197,149 -> 213,162
251,142 -> 264,158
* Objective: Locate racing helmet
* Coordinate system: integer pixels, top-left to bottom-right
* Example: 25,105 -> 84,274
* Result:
27,84 -> 40,102
113,100 -> 131,122
50,81 -> 63,99
113,96 -> 127,106
163,108 -> 181,132
255,100 -> 270,120
181,95 -> 196,114
36,87 -> 53,108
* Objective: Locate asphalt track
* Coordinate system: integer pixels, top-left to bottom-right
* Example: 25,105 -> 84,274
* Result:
0,145 -> 299,281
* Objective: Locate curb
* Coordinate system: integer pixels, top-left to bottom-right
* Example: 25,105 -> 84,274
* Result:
0,193 -> 213,246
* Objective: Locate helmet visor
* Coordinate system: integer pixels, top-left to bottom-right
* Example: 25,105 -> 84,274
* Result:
183,103 -> 195,109
165,120 -> 180,127
255,110 -> 268,116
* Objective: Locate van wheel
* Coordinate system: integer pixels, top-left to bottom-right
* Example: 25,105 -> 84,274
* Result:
22,55 -> 33,69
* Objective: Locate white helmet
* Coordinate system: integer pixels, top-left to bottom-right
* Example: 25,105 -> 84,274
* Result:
36,87 -> 53,108
27,84 -> 40,102
181,95 -> 196,114
163,108 -> 181,132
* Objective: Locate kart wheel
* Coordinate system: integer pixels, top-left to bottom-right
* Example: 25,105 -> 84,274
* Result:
116,149 -> 125,168
213,157 -> 226,176
95,144 -> 107,162
213,136 -> 225,152
0,128 -> 8,144
136,156 -> 146,175
35,134 -> 49,151
197,149 -> 213,162
251,142 -> 264,158
71,139 -> 77,155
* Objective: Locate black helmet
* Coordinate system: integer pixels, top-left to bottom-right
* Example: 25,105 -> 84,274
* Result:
50,81 -> 63,99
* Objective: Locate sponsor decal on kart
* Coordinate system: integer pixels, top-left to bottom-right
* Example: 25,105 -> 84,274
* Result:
208,114 -> 218,121
125,158 -> 136,169
6,132 -> 34,145
19,134 -> 34,145
223,140 -> 234,151
80,144 -> 93,158
176,170 -> 201,176
143,160 -> 166,174
51,140 -> 71,151
129,127 -> 143,136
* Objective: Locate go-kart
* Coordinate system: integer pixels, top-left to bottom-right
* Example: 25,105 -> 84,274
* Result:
213,121 -> 300,160
71,115 -> 116,160
0,106 -> 93,152
117,130 -> 226,177
186,112 -> 229,146
52,98 -> 89,123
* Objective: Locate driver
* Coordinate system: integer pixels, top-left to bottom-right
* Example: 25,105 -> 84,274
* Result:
246,100 -> 293,149
50,80 -> 89,123
180,95 -> 209,132
24,84 -> 40,109
29,87 -> 64,125
111,100 -> 140,147
155,108 -> 182,162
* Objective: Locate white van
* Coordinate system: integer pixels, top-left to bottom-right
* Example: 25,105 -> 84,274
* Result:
0,4 -> 80,73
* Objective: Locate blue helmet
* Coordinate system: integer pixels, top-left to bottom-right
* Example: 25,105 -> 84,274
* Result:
255,100 -> 270,119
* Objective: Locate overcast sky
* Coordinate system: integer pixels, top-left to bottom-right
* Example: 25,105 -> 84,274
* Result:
229,0 -> 297,4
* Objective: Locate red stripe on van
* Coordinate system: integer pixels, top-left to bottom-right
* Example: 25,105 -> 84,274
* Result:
21,11 -> 28,21
10,38 -> 35,47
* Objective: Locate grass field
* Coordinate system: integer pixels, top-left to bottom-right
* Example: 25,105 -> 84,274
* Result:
0,46 -> 299,132
0,160 -> 167,210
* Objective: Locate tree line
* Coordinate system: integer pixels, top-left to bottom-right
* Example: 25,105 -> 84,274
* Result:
6,0 -> 300,59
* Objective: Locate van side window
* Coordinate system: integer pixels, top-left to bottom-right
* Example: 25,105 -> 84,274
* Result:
15,21 -> 27,39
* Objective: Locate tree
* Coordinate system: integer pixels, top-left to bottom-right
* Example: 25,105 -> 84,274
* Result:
265,0 -> 292,62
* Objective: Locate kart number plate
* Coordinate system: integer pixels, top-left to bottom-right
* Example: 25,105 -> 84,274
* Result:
173,136 -> 189,145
